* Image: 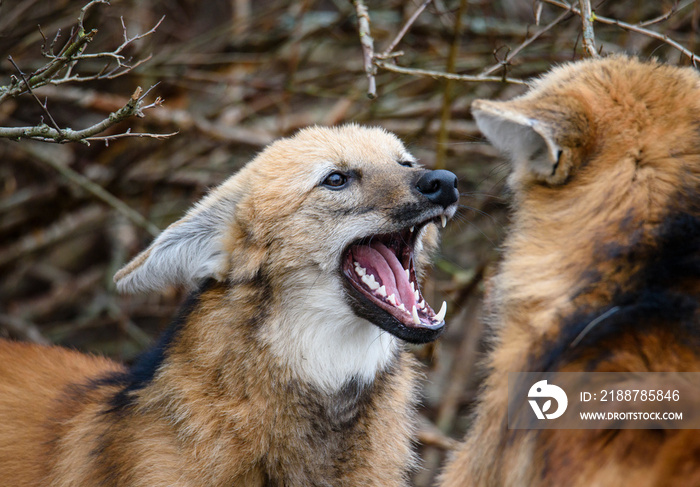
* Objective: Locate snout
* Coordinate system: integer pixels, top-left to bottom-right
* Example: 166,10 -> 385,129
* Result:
415,170 -> 459,209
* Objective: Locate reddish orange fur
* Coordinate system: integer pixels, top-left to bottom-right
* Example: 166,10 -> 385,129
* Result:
0,341 -> 124,486
441,56 -> 700,486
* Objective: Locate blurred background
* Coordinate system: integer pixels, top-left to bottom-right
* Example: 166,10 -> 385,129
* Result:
1,0 -> 697,484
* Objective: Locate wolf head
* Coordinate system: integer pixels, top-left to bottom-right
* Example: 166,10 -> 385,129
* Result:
115,125 -> 458,345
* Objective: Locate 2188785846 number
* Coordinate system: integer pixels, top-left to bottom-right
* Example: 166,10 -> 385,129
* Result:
599,390 -> 680,402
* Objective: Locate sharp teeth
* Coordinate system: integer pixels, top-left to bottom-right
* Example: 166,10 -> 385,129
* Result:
434,301 -> 447,322
412,306 -> 421,325
418,299 -> 425,309
405,268 -> 410,279
362,273 -> 380,290
410,281 -> 415,292
397,303 -> 407,313
410,226 -> 415,233
441,215 -> 447,228
376,285 -> 387,297
354,262 -> 366,277
387,294 -> 397,306
414,289 -> 420,301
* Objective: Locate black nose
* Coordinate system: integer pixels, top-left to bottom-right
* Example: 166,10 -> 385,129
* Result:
415,169 -> 459,209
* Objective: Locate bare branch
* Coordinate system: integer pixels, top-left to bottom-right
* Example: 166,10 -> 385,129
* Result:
114,15 -> 164,56
578,0 -> 599,57
353,0 -> 526,95
8,55 -> 63,135
375,60 -> 527,85
542,0 -> 700,65
0,86 -> 173,145
480,8 -> 572,77
78,0 -> 110,29
379,0 -> 432,59
0,29 -> 97,103
0,4 -> 163,102
638,0 -> 690,27
0,1 -> 170,146
351,0 -> 377,99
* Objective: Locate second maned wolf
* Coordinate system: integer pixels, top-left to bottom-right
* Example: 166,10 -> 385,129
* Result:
0,125 -> 458,486
441,56 -> 700,486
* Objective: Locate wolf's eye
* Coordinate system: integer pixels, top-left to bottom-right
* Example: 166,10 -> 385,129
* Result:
398,160 -> 413,168
322,172 -> 349,189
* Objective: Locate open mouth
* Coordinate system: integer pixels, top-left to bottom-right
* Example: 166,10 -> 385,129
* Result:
341,216 -> 447,344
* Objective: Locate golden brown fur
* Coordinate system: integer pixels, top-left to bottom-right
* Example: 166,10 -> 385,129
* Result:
441,56 -> 700,486
0,125 -> 458,486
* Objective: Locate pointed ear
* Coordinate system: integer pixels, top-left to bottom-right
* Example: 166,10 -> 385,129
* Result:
472,99 -> 562,181
114,176 -> 247,294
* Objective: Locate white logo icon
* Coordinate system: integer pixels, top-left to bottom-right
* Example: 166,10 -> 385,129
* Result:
528,380 -> 568,419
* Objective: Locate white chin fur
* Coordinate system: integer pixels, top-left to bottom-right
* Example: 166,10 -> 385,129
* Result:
262,272 -> 398,394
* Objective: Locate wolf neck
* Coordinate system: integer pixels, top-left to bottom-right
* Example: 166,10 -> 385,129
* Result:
165,274 -> 399,397
260,272 -> 399,394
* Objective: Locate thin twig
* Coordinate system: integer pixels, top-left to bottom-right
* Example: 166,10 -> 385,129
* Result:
78,0 -> 110,29
0,29 -> 97,103
0,86 -> 172,145
639,0 -> 690,27
578,0 -> 599,57
480,8 -> 572,77
0,4 -> 162,106
379,0 -> 432,59
542,0 -> 700,65
351,0 -> 377,98
8,55 -> 64,136
375,60 -> 527,85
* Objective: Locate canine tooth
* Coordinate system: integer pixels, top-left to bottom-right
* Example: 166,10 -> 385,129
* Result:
397,303 -> 407,313
405,268 -> 410,279
412,306 -> 421,325
435,301 -> 447,322
387,294 -> 397,306
414,289 -> 420,301
362,274 -> 380,290
376,285 -> 387,297
410,226 -> 415,233
441,215 -> 447,228
354,262 -> 366,277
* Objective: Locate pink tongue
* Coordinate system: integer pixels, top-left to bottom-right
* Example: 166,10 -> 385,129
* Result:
352,243 -> 416,309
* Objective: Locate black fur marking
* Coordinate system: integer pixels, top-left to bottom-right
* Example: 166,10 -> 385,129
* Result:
389,202 -> 439,225
305,352 -> 400,436
530,207 -> 700,373
328,206 -> 376,217
105,278 -> 217,413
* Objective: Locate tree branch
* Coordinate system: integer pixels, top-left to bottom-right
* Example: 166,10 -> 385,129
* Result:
378,0 -> 432,59
351,0 -> 377,99
578,0 -> 599,57
0,0 -> 170,145
542,0 -> 700,65
374,61 -> 527,85
0,86 -> 174,145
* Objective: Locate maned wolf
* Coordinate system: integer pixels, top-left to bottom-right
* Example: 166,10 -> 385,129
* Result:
440,56 -> 700,487
0,125 -> 459,486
